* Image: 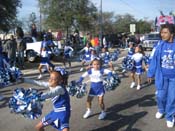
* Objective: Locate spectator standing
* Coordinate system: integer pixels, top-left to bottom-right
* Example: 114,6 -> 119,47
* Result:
31,24 -> 37,40
16,26 -> 26,69
94,36 -> 100,55
6,35 -> 17,67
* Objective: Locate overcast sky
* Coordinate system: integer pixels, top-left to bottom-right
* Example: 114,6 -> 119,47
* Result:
18,0 -> 175,20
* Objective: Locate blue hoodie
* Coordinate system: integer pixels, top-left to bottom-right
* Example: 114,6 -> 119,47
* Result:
147,39 -> 175,89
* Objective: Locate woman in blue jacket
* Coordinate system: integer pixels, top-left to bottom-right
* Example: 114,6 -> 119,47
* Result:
147,24 -> 175,128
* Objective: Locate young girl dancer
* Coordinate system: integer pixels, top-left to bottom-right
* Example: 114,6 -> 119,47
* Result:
77,59 -> 112,120
130,45 -> 145,90
79,42 -> 94,71
24,71 -> 71,131
62,42 -> 74,71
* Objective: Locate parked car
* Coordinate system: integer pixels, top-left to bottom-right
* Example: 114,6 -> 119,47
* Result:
23,36 -> 61,62
141,32 -> 160,50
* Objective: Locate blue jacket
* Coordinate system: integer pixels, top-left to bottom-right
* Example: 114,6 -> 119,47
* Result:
147,40 -> 164,89
147,39 -> 175,89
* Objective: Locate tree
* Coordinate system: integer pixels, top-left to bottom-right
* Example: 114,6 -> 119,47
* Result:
0,0 -> 22,32
38,0 -> 97,36
136,20 -> 152,34
114,14 -> 136,33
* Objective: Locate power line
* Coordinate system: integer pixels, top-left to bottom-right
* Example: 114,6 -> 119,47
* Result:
119,0 -> 152,18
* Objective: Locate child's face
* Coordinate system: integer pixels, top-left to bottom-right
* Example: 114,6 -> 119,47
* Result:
91,50 -> 96,55
48,72 -> 60,87
129,43 -> 133,48
135,46 -> 140,53
102,48 -> 106,52
92,60 -> 100,70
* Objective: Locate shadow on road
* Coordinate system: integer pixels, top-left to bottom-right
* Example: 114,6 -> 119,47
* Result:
91,111 -> 147,131
91,94 -> 156,131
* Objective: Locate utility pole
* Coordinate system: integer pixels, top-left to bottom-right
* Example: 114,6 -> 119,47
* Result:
99,0 -> 103,47
39,5 -> 42,32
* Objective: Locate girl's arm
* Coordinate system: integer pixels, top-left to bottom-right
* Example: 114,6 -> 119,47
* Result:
104,69 -> 113,78
24,78 -> 49,88
77,71 -> 89,83
41,86 -> 65,100
69,46 -> 74,51
79,47 -> 85,53
3,59 -> 10,68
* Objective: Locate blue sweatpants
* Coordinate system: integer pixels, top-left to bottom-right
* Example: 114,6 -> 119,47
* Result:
156,77 -> 175,121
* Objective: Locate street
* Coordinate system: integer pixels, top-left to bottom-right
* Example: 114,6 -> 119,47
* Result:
0,48 -> 174,131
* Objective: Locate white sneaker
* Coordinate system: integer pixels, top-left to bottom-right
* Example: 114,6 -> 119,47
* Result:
98,112 -> 106,120
122,69 -> 126,73
136,85 -> 141,90
155,112 -> 163,119
80,68 -> 84,71
167,120 -> 174,128
130,82 -> 135,88
38,74 -> 42,79
83,110 -> 91,119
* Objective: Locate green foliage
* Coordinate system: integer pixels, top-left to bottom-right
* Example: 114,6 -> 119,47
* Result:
0,0 -> 22,32
38,0 -> 97,33
136,20 -> 152,34
114,14 -> 136,33
38,0 -> 153,35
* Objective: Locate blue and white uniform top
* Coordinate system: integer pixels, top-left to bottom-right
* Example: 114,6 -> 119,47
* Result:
64,45 -> 74,58
90,54 -> 99,61
41,40 -> 52,54
78,68 -> 112,96
161,41 -> 175,78
100,52 -> 111,64
131,52 -> 144,74
24,78 -> 71,112
127,47 -> 135,57
81,68 -> 112,82
80,46 -> 94,62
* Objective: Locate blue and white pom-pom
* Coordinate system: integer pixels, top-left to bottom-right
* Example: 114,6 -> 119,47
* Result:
122,56 -> 134,71
8,88 -> 43,120
54,66 -> 69,76
67,80 -> 87,98
0,68 -> 11,87
0,67 -> 23,87
77,54 -> 85,62
103,72 -> 121,91
110,49 -> 120,61
9,67 -> 23,80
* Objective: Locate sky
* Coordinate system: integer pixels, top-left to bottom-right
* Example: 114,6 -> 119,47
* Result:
18,0 -> 175,20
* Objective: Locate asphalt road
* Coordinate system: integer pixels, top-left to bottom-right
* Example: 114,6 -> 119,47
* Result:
0,48 -> 174,131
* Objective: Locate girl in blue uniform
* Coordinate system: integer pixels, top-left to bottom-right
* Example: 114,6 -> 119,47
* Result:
24,71 -> 71,131
127,42 -> 135,57
100,47 -> 114,71
122,42 -> 135,73
77,59 -> 112,120
63,42 -> 74,71
130,45 -> 145,90
147,24 -> 175,128
79,43 -> 94,71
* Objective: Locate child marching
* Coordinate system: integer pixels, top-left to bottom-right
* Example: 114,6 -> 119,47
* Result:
77,59 -> 113,120
130,45 -> 146,90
